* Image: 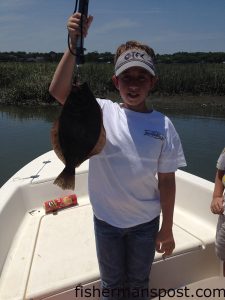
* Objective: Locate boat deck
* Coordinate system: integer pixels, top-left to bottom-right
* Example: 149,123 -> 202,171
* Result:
0,200 -> 219,299
0,151 -> 221,300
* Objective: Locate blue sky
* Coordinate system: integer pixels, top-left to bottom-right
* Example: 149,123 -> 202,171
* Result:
0,0 -> 225,54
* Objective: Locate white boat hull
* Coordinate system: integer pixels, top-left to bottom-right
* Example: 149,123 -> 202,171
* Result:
0,151 -> 222,299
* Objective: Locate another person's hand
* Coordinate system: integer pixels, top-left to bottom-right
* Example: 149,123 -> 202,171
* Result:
67,13 -> 93,48
210,196 -> 224,214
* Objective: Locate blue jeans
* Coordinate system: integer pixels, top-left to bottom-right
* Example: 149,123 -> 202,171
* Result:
94,216 -> 159,300
216,214 -> 225,261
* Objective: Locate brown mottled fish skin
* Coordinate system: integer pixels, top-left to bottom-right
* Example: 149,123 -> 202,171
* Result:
51,82 -> 106,190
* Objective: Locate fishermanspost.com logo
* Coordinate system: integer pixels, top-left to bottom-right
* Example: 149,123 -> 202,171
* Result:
74,285 -> 225,299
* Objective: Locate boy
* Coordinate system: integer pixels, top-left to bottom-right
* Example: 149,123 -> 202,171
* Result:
211,148 -> 225,276
49,13 -> 186,300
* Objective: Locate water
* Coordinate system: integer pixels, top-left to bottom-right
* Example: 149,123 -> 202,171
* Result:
0,105 -> 60,187
167,113 -> 225,182
0,105 -> 225,187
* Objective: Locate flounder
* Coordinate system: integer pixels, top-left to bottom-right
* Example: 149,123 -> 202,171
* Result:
51,82 -> 105,190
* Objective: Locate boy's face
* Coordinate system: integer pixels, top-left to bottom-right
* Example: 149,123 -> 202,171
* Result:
113,67 -> 157,112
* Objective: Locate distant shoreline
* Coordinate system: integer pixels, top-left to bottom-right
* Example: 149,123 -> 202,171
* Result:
150,95 -> 225,114
1,94 -> 224,117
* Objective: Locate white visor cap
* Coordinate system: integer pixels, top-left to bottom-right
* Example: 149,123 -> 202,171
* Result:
115,50 -> 156,77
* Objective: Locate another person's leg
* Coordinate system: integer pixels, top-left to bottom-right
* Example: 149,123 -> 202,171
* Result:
215,215 -> 225,276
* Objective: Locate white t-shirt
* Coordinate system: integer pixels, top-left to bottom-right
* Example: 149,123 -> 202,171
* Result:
88,99 -> 186,228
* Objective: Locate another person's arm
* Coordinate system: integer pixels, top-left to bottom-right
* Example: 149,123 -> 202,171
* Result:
211,169 -> 224,214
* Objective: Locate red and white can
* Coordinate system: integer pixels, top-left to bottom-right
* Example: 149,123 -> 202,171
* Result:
44,194 -> 78,213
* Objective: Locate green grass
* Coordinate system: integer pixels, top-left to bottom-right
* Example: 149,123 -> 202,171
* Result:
0,62 -> 56,105
157,63 -> 225,95
0,61 -> 224,105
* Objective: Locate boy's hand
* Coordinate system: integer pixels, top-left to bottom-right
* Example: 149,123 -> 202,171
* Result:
211,196 -> 224,214
156,227 -> 175,259
67,13 -> 93,48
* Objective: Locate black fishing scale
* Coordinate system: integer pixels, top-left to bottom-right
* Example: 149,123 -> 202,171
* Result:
68,0 -> 89,82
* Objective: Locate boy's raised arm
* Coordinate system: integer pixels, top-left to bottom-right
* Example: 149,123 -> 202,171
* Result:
49,13 -> 93,104
49,49 -> 75,104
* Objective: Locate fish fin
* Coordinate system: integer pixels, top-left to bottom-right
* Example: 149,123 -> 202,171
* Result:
51,120 -> 66,164
87,123 -> 106,159
53,168 -> 75,190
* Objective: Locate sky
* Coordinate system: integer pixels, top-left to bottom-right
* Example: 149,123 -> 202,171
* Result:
0,0 -> 225,55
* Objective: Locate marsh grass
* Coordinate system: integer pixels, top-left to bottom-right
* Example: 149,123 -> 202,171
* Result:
157,63 -> 225,95
0,62 -> 224,105
0,62 -> 56,105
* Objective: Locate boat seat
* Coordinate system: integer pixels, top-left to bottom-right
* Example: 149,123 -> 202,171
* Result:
25,204 -> 98,299
0,202 -> 208,300
25,205 -> 205,299
151,276 -> 225,299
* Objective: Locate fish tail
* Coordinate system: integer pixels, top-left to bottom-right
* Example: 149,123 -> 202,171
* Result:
53,168 -> 75,190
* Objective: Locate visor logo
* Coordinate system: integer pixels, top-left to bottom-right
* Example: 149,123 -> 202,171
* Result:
124,52 -> 145,60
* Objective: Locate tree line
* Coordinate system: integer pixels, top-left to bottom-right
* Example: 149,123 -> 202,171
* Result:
0,51 -> 225,64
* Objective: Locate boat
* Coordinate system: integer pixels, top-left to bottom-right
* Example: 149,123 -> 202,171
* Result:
0,150 -> 224,300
